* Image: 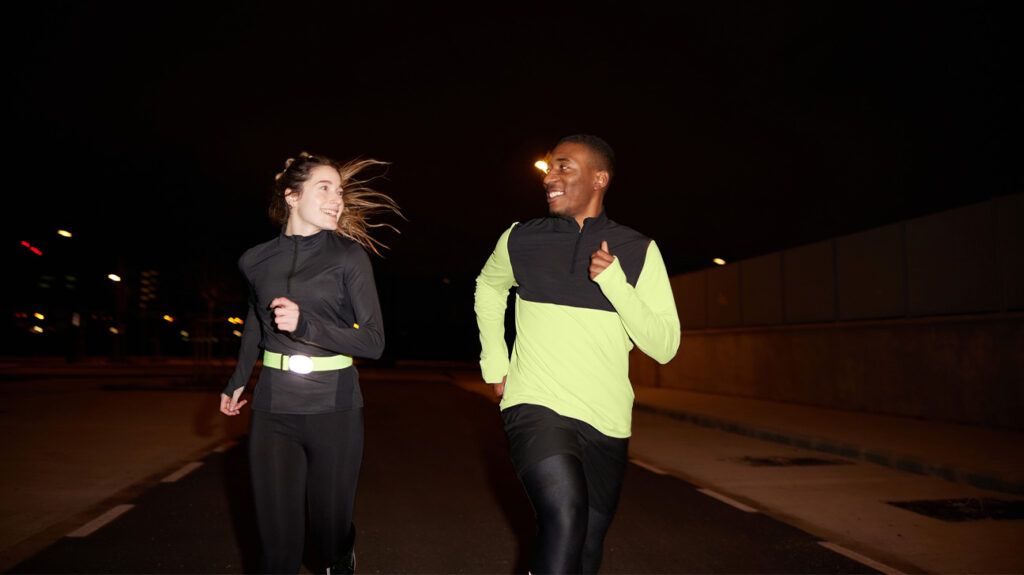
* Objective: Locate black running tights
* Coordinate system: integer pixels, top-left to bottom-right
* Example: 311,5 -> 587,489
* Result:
249,409 -> 363,574
520,454 -> 615,574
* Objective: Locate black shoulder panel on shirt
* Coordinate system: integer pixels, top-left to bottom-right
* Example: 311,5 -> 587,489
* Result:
508,214 -> 651,312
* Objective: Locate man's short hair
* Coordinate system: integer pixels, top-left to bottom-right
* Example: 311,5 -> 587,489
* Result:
557,134 -> 615,180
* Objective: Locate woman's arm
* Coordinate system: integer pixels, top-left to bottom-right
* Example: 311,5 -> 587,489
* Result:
289,246 -> 385,359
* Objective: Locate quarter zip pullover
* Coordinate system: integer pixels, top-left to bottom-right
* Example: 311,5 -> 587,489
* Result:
224,230 -> 384,414
475,212 -> 681,438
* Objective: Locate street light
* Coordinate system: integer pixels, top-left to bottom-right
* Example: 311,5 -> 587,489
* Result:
713,258 -> 727,266
108,274 -> 122,282
162,315 -> 175,323
34,312 -> 45,320
57,230 -> 73,238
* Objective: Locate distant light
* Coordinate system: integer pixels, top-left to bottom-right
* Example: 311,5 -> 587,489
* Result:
713,258 -> 727,266
534,160 -> 549,174
20,240 -> 44,256
108,274 -> 122,282
162,315 -> 175,323
180,330 -> 190,338
32,326 -> 44,334
228,316 -> 244,325
33,312 -> 45,320
109,327 -> 120,334
232,330 -> 242,337
58,230 -> 73,238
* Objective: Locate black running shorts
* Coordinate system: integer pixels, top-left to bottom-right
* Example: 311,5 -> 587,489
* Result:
501,403 -> 629,514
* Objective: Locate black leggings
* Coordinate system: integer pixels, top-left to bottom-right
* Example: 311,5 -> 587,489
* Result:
249,409 -> 363,574
520,454 -> 617,574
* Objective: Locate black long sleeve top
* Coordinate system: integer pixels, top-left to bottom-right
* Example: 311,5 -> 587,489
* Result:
222,230 -> 385,413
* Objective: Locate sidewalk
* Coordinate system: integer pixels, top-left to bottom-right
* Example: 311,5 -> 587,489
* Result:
632,387 -> 1024,496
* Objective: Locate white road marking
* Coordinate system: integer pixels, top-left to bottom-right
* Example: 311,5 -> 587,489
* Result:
818,541 -> 905,575
161,461 -> 203,483
213,440 -> 237,453
67,504 -> 135,538
697,488 -> 759,513
629,458 -> 668,475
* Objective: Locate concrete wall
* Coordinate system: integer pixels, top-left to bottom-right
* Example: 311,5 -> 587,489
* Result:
632,193 -> 1024,429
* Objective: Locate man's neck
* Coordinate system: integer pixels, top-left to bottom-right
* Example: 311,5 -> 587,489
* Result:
574,207 -> 604,230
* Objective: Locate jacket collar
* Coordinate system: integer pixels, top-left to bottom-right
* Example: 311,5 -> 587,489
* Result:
278,228 -> 328,249
552,210 -> 609,232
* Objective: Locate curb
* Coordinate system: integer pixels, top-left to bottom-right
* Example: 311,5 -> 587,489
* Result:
633,403 -> 1024,496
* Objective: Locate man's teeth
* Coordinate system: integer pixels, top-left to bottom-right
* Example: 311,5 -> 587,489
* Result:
548,191 -> 564,198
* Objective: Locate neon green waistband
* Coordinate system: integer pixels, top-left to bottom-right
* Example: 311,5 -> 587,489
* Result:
263,350 -> 353,373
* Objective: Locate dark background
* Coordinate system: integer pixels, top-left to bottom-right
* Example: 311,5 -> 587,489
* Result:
5,1 -> 1019,361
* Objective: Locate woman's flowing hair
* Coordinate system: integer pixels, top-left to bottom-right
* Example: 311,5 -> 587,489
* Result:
269,152 -> 404,256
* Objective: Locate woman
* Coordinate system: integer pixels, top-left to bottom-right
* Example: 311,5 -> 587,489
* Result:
220,152 -> 401,574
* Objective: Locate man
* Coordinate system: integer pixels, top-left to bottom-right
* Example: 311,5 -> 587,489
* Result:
475,134 -> 680,574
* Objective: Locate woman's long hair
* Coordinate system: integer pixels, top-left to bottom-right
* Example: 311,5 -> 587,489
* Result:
269,152 -> 403,256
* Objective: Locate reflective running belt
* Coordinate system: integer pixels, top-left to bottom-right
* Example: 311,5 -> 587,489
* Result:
263,350 -> 353,374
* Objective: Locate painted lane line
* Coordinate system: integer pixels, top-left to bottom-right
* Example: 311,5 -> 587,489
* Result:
213,440 -> 237,453
629,458 -> 668,475
161,461 -> 203,483
67,504 -> 135,538
697,488 -> 758,513
818,541 -> 905,575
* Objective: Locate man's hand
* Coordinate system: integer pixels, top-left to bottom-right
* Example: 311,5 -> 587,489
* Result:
590,240 -> 615,280
270,297 -> 300,332
494,375 -> 506,398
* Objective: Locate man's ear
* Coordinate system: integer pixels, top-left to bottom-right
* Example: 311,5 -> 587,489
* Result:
594,170 -> 609,191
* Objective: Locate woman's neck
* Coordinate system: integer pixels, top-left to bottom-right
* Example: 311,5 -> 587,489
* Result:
285,218 -> 321,237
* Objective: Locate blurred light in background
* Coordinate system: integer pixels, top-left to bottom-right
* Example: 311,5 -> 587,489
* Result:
32,326 -> 44,334
20,240 -> 43,256
232,330 -> 242,337
109,327 -> 120,334
179,330 -> 189,338
227,317 -> 244,325
108,274 -> 122,282
57,230 -> 73,238
162,315 -> 175,323
713,258 -> 727,266
33,312 -> 45,320
534,160 -> 549,174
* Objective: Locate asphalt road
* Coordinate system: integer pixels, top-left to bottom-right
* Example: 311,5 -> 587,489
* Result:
8,374 -> 874,574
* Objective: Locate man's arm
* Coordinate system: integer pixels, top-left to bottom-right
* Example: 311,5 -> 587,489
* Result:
593,240 -> 680,364
474,224 -> 518,383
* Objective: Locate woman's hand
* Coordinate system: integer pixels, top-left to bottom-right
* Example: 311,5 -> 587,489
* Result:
220,387 -> 247,416
270,297 -> 300,332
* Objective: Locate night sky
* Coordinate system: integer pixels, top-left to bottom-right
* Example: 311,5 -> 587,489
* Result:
6,2 -> 1019,358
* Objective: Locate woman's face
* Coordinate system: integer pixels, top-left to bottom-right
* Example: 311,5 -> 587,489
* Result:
286,165 -> 344,235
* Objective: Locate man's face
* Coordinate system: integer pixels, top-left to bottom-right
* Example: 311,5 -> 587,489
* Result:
543,142 -> 605,222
